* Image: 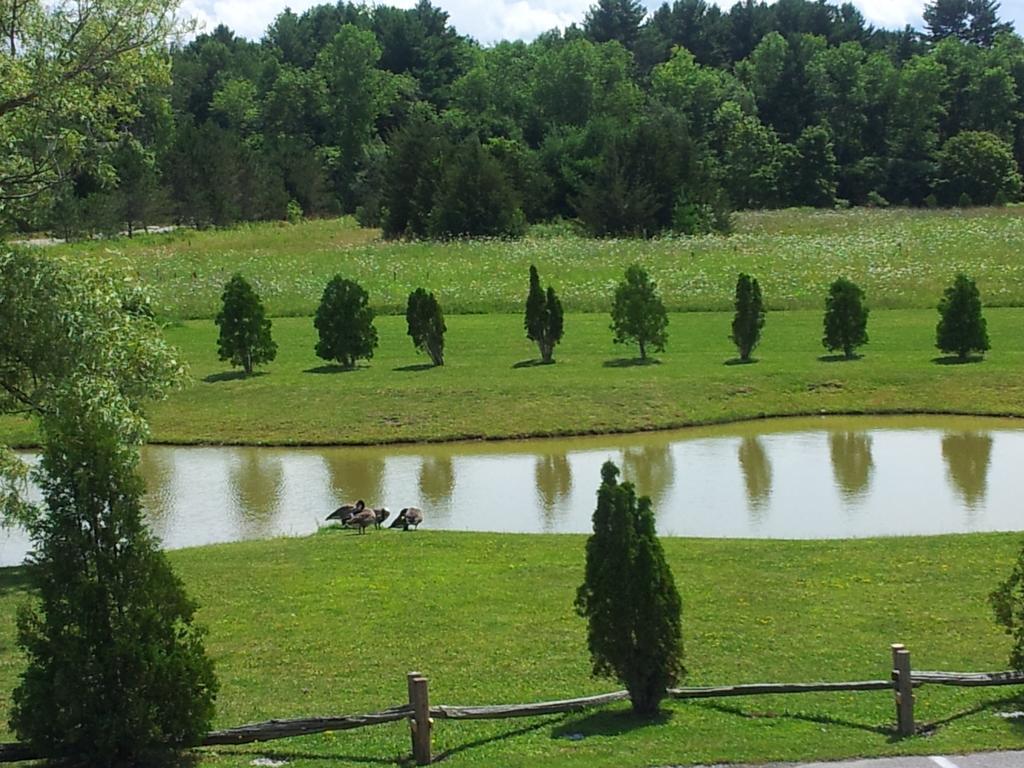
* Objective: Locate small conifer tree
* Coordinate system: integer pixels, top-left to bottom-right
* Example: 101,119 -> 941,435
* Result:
314,276 -> 378,369
575,461 -> 683,715
524,265 -> 565,363
731,273 -> 766,362
991,544 -> 1024,670
215,274 -> 277,374
610,264 -> 668,361
823,278 -> 869,359
936,273 -> 989,361
406,288 -> 446,366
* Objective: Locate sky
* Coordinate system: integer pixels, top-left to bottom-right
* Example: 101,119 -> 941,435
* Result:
178,0 -> 1024,45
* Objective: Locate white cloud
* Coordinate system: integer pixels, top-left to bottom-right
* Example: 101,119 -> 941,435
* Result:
178,0 -> 1020,45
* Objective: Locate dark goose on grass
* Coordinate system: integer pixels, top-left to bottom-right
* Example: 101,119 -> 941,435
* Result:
5,415 -> 1023,566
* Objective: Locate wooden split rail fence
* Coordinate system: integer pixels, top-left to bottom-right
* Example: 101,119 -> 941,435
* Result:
2,644 -> 1023,765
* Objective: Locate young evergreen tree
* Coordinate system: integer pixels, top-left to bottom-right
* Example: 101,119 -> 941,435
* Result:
406,288 -> 446,366
575,461 -> 684,715
314,276 -> 379,369
215,274 -> 277,375
990,544 -> 1024,670
730,273 -> 766,362
610,264 -> 668,360
1,251 -> 217,765
936,273 -> 989,360
524,265 -> 565,364
822,278 -> 869,359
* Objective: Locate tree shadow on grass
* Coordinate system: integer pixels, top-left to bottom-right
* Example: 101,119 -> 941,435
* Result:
932,355 -> 985,365
551,707 -> 672,739
724,357 -> 759,366
917,692 -> 1023,737
602,358 -> 662,369
203,370 -> 267,383
817,354 -> 862,363
512,359 -> 553,369
433,716 -> 564,762
304,364 -> 362,375
695,700 -> 890,738
393,363 -> 436,373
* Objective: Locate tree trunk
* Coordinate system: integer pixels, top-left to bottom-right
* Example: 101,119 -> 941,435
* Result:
639,340 -> 647,360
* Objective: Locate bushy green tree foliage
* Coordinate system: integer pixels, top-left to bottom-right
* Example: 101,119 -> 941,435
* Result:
575,461 -> 683,715
314,276 -> 378,368
936,273 -> 989,360
406,288 -> 446,366
0,251 -> 217,765
584,0 -> 648,50
990,544 -> 1024,669
938,131 -> 1022,205
611,265 -> 668,360
823,278 -> 869,359
524,265 -> 565,363
215,274 -> 277,374
731,273 -> 766,361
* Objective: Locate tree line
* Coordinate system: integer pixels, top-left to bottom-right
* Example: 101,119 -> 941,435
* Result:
13,0 -> 1024,240
218,267 -> 992,375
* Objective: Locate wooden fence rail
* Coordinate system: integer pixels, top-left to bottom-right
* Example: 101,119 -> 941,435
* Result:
2,644 -> 1024,765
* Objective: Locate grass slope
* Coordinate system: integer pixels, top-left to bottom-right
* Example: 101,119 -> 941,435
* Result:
1,531 -> 1022,767
68,307 -> 1024,446
36,207 -> 1024,318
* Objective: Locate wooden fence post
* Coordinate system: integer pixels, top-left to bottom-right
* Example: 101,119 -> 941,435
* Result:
891,644 -> 914,737
407,672 -> 432,765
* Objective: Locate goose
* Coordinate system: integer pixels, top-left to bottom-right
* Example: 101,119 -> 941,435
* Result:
389,507 -> 423,531
373,507 -> 390,529
345,508 -> 377,534
327,499 -> 365,525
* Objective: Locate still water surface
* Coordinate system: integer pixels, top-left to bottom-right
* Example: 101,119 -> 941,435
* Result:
6,415 -> 1022,566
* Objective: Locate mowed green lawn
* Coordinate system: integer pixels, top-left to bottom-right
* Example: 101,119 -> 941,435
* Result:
39,206 -> 1024,318
0,531 -> 1021,767
58,306 -> 1024,446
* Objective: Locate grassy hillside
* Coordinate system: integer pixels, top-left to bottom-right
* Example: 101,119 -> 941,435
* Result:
36,207 -> 1024,318
0,531 -> 1021,767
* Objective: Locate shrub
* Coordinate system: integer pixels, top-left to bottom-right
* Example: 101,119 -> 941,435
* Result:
991,544 -> 1024,670
866,190 -> 889,208
575,461 -> 684,715
406,288 -> 446,366
936,273 -> 989,361
524,265 -> 565,364
822,278 -> 869,359
215,274 -> 277,375
610,264 -> 668,361
730,273 -> 766,362
938,131 -> 1022,206
314,276 -> 378,369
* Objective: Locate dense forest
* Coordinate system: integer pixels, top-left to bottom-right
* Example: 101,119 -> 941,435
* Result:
18,0 -> 1024,238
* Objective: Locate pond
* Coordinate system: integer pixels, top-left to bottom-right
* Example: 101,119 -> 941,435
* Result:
5,415 -> 1022,566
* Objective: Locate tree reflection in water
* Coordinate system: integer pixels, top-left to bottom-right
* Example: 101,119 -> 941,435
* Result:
227,450 -> 284,537
620,443 -> 674,510
737,436 -> 772,519
829,432 -> 874,502
942,432 -> 993,510
418,455 -> 454,513
323,453 -> 385,510
535,453 -> 572,529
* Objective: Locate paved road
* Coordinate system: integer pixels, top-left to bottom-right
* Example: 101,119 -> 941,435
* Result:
684,752 -> 1024,768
